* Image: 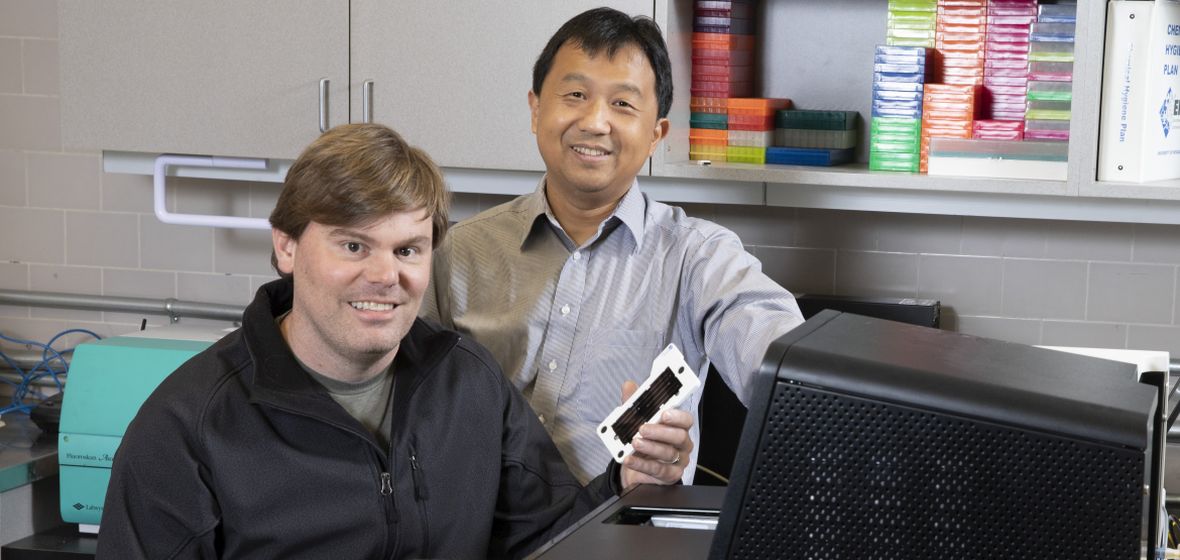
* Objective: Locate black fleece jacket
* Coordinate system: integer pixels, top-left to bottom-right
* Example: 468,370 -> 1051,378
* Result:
97,278 -> 620,559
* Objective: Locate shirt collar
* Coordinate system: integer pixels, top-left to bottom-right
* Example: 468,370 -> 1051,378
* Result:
519,175 -> 647,253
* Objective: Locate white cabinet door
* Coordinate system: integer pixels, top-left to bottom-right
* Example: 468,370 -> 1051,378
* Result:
60,1 -> 349,160
349,2 -> 654,171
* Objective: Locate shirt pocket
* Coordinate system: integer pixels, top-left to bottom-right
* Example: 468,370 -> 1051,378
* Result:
578,329 -> 665,423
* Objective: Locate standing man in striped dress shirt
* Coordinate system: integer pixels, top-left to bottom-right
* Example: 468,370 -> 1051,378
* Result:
422,8 -> 803,484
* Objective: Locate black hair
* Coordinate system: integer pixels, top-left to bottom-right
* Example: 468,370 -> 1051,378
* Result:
532,7 -> 673,119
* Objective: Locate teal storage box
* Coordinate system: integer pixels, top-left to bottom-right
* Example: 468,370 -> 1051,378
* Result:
59,333 -> 217,526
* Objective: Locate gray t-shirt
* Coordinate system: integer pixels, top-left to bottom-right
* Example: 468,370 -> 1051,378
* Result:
279,313 -> 394,449
302,363 -> 394,450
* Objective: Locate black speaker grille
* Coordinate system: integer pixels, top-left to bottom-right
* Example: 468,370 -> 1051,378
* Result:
728,382 -> 1143,559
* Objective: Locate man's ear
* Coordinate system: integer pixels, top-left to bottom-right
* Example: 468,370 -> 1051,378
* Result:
528,90 -> 540,135
272,228 -> 297,275
648,117 -> 670,157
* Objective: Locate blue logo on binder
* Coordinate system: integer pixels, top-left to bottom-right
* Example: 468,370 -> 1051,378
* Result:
1162,88 -> 1175,138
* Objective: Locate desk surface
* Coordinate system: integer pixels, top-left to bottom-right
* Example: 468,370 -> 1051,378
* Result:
0,414 -> 57,493
528,485 -> 725,560
1,525 -> 97,560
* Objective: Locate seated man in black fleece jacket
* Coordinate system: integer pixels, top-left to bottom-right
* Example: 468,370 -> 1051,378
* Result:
96,123 -> 693,560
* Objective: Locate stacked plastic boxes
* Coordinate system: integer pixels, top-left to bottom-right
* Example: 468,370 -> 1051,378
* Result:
887,0 -> 937,47
920,84 -> 980,172
870,45 -> 929,172
972,119 -> 1024,140
1024,2 -> 1075,141
768,110 -> 858,166
935,0 -> 987,86
983,0 -> 1035,121
727,98 -> 792,164
689,1 -> 757,162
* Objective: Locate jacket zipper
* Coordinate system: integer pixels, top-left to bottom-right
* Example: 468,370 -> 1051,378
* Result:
256,401 -> 399,557
375,448 -> 397,560
410,437 -> 430,555
257,333 -> 458,560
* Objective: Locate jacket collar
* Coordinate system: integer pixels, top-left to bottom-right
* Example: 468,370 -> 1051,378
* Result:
242,278 -> 458,421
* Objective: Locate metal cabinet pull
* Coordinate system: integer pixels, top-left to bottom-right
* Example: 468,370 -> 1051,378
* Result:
319,78 -> 330,132
363,80 -> 374,123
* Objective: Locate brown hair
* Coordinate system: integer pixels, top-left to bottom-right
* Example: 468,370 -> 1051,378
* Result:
269,123 -> 450,277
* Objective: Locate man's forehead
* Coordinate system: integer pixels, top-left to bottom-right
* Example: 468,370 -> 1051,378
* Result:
563,41 -> 651,69
318,209 -> 432,233
553,43 -> 655,92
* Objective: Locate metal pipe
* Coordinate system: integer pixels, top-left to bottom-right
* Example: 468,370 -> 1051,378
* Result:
0,349 -> 58,371
0,289 -> 244,322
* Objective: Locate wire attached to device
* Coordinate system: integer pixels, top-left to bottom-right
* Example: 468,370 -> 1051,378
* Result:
0,328 -> 102,416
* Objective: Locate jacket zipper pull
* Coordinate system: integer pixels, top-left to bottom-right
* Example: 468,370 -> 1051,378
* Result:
410,453 -> 428,501
379,472 -> 393,497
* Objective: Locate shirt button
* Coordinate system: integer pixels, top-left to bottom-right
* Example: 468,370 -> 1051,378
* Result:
548,360 -> 557,371
572,251 -> 581,261
538,415 -> 546,425
560,304 -> 571,316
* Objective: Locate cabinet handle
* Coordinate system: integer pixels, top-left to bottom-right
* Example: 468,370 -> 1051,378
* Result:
363,80 -> 374,123
319,78 -> 330,132
153,155 -> 270,230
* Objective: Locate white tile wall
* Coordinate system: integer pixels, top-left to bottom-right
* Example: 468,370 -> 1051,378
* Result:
27,152 -> 99,210
213,228 -> 276,276
173,177 -> 250,217
21,38 -> 57,95
835,251 -> 919,298
0,95 -> 59,151
1087,263 -> 1175,324
796,208 -> 879,251
917,254 -> 1002,316
140,219 -> 214,272
961,217 -> 1047,258
1000,259 -> 1087,320
0,38 -> 20,94
0,206 -> 64,263
1044,221 -> 1135,262
0,0 -> 58,38
0,149 -> 24,206
0,261 -> 29,318
713,204 -> 797,247
100,268 -> 175,326
65,210 -> 138,267
1,1 -> 1179,362
754,246 -> 835,295
177,272 -> 252,306
27,264 -> 100,322
875,213 -> 963,255
248,182 -> 282,219
955,316 -> 1043,345
1041,320 -> 1129,349
1135,224 -> 1180,264
1129,325 -> 1180,356
101,171 -> 155,213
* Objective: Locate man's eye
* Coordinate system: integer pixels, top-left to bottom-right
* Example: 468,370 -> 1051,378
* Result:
397,247 -> 418,257
567,92 -> 585,99
614,100 -> 634,109
345,242 -> 363,253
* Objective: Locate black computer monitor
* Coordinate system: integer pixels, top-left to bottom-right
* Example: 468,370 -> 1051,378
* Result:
710,310 -> 1157,560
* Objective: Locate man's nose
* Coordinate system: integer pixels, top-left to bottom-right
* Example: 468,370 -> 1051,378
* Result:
578,99 -> 611,134
364,253 -> 398,286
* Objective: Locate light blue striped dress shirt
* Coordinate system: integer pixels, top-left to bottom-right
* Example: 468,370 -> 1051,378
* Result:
422,178 -> 803,484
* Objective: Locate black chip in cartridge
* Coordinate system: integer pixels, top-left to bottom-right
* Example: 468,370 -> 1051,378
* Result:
610,367 -> 683,445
